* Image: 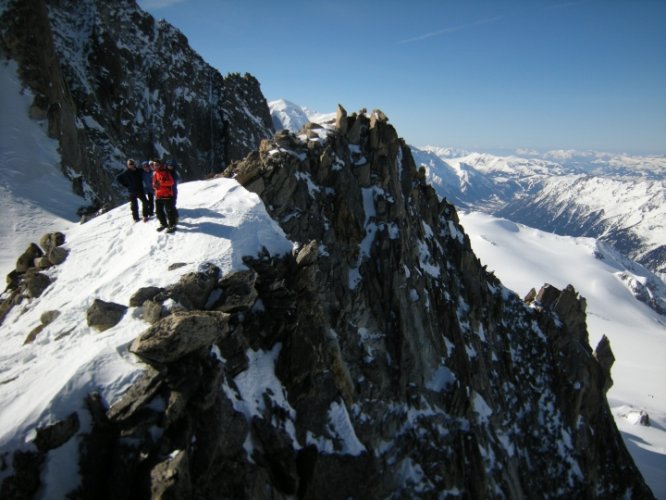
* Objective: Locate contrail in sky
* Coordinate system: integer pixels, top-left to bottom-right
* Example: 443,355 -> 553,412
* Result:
138,0 -> 187,9
398,16 -> 503,44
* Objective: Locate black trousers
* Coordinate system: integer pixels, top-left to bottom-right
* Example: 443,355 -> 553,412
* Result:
129,192 -> 148,221
144,192 -> 155,216
156,197 -> 177,227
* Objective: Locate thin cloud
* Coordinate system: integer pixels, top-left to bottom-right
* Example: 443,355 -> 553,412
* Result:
138,0 -> 187,9
398,16 -> 503,44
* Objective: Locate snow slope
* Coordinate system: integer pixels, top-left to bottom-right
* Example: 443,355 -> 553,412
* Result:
0,60 -> 82,280
459,211 -> 666,497
0,176 -> 293,494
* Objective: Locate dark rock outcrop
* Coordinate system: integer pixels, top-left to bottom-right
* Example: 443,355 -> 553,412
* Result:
34,412 -> 80,453
211,269 -> 258,313
0,0 -> 274,210
22,271 -> 51,299
167,266 -> 220,311
0,450 -> 42,500
129,286 -> 164,307
214,109 -> 650,497
0,413 -> 80,500
71,300 -> 250,499
38,232 -> 65,253
594,334 -> 615,393
15,244 -> 43,273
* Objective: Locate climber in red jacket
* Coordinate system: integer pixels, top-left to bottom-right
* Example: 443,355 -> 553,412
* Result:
151,160 -> 178,233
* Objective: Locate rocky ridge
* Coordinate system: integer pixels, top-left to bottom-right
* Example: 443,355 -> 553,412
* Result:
216,106 -> 652,497
272,103 -> 665,285
0,0 -> 273,211
1,106 -> 651,498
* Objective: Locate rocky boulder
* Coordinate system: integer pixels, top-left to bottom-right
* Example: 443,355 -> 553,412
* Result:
1,232 -> 69,326
24,310 -> 61,345
86,299 -> 127,332
130,311 -> 230,364
106,367 -> 164,425
46,246 -> 69,266
39,232 -> 65,253
150,450 -> 191,500
211,269 -> 258,313
594,334 -> 615,393
141,300 -> 164,324
167,265 -> 221,310
129,286 -> 165,307
34,412 -> 80,453
15,243 -> 43,273
23,271 -> 51,298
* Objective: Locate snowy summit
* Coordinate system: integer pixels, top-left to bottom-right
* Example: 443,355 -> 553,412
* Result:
269,99 -> 335,133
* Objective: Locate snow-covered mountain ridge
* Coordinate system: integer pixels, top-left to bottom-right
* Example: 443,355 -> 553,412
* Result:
1,96 -> 657,496
0,177 -> 293,498
269,99 -> 335,136
0,1 -> 661,491
221,106 -> 654,496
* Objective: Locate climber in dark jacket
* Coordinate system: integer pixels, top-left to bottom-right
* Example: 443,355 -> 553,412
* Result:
116,158 -> 148,222
141,160 -> 155,217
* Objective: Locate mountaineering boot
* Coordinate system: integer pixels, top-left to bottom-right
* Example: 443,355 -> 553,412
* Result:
156,225 -> 167,232
166,226 -> 176,234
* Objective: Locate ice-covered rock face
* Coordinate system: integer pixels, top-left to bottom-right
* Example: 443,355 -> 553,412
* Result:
0,0 -> 273,208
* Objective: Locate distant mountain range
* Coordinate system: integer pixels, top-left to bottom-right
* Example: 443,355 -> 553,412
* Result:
416,147 -> 666,281
270,101 -> 666,282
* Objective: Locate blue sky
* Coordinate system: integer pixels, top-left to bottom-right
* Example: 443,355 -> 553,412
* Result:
137,0 -> 666,154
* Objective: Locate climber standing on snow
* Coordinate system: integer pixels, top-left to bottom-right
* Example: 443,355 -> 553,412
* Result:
141,160 -> 155,218
117,158 -> 149,222
165,159 -> 180,223
152,159 -> 178,233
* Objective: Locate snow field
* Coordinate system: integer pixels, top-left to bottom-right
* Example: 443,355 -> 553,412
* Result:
459,210 -> 666,496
